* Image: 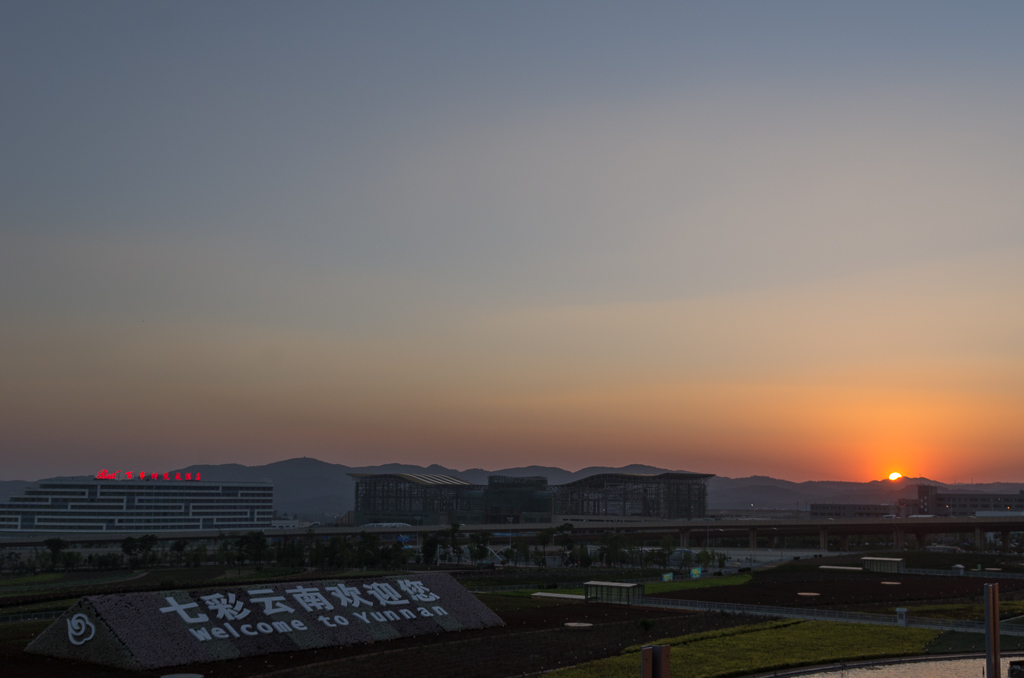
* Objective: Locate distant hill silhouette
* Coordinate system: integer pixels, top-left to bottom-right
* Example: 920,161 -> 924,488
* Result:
2,458 -> 1022,521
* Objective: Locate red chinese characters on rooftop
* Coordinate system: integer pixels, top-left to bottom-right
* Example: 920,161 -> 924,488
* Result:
95,470 -> 201,481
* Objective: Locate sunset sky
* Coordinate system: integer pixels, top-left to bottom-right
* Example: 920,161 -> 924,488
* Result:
2,2 -> 1023,482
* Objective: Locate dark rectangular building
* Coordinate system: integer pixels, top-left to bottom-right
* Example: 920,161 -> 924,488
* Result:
552,472 -> 711,520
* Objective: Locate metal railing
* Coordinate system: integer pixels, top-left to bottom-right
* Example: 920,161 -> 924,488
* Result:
642,596 -> 1024,636
906,567 -> 1024,580
0,610 -> 65,624
469,575 -> 667,593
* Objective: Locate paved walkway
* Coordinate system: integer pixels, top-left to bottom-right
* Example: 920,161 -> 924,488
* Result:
737,651 -> 1024,678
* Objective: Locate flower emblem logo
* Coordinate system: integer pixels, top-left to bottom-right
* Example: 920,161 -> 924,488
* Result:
66,613 -> 96,645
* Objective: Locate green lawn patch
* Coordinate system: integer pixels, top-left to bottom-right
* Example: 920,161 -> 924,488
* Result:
0,598 -> 79,615
645,574 -> 751,595
548,620 -> 939,678
0,573 -> 63,588
926,630 -> 1024,654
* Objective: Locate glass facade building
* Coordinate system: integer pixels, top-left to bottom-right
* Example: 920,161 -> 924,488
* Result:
351,471 -> 711,525
552,472 -> 711,520
0,480 -> 273,533
351,473 -> 555,526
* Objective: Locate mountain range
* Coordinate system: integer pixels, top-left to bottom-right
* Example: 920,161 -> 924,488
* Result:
3,457 -> 1023,521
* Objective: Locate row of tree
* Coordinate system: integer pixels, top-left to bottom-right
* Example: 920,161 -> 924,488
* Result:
1,530 -> 418,575
4,526 -> 730,575
413,523 -> 728,570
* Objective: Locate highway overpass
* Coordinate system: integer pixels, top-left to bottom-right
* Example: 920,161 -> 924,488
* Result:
3,514 -> 1023,552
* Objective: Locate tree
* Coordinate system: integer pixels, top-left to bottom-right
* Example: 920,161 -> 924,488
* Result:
421,534 -> 440,567
121,537 -> 139,570
233,535 -> 251,573
536,527 -> 556,550
138,534 -> 159,566
468,532 -> 492,566
654,536 -> 674,570
433,529 -> 451,565
626,532 -> 644,570
189,544 -> 208,568
555,523 -> 575,563
61,550 -> 82,572
445,523 -> 464,565
43,538 -> 67,571
356,532 -> 381,568
309,540 -> 328,570
567,544 -> 592,568
324,536 -> 352,570
599,532 -> 626,567
171,539 -> 189,566
244,531 -> 268,568
649,537 -> 670,569
216,539 -> 233,567
513,538 -> 531,567
275,539 -> 305,567
379,543 -> 409,569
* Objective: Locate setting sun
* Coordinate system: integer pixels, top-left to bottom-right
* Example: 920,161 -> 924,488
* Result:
888,472 -> 903,481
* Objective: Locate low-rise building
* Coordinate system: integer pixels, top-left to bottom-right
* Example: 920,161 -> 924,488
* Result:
0,478 -> 273,533
918,485 -> 1024,517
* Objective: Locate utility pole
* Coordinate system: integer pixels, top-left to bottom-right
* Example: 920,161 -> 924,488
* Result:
986,583 -> 1001,678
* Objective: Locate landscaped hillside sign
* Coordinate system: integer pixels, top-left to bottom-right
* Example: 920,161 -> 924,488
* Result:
27,573 -> 503,671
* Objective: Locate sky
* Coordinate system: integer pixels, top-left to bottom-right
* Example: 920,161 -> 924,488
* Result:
2,2 -> 1023,483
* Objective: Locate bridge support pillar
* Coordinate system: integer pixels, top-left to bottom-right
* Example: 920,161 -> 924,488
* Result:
893,528 -> 904,550
839,534 -> 850,551
768,536 -> 777,549
917,532 -> 930,550
1002,531 -> 1012,553
819,527 -> 828,551
749,528 -> 758,550
679,530 -> 690,549
976,527 -> 984,550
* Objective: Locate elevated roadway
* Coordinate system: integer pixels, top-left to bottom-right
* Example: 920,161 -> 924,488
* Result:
3,515 -> 1023,552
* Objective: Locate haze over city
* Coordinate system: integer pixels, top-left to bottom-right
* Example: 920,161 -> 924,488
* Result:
2,2 -> 1023,484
